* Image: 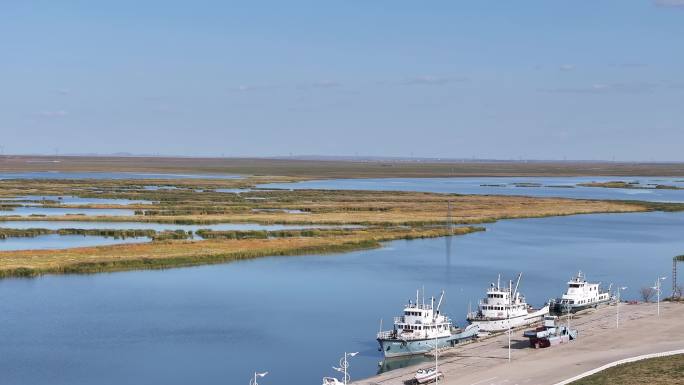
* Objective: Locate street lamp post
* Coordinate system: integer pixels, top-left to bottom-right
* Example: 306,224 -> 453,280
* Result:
652,277 -> 667,316
333,351 -> 358,385
507,312 -> 511,363
616,286 -> 627,328
249,371 -> 268,385
507,280 -> 512,363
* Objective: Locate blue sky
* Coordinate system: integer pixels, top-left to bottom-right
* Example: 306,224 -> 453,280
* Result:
1,0 -> 683,160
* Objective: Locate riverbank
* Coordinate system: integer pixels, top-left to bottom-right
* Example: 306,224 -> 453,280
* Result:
353,302 -> 684,385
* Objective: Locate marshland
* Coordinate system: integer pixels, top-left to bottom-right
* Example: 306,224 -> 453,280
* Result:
3,171 -> 684,277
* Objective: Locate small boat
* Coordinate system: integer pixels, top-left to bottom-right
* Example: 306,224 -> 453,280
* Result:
467,273 -> 549,332
551,271 -> 613,314
322,377 -> 343,385
414,367 -> 444,384
377,290 -> 477,358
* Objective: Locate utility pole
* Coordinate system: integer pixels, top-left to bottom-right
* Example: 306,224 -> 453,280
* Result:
652,277 -> 667,316
616,286 -> 627,328
508,279 -> 512,363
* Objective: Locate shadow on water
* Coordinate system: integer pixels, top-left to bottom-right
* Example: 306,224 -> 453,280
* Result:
378,355 -> 432,374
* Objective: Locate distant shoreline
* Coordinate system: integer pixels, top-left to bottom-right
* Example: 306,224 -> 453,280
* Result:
2,155 -> 684,178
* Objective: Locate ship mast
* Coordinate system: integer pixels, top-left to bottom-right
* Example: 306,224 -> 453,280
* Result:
436,290 -> 445,314
512,272 -> 522,300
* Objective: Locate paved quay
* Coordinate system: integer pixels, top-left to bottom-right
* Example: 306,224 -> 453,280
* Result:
353,302 -> 684,385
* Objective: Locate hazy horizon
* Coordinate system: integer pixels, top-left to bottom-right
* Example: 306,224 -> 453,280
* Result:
2,1 -> 683,160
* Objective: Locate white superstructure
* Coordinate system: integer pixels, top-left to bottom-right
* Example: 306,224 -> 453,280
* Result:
552,271 -> 612,313
377,290 -> 469,357
467,273 -> 549,332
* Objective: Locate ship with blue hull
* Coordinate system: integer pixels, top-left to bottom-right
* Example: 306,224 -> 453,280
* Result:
377,290 -> 478,358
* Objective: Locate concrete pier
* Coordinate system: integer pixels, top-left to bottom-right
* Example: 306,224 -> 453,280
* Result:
354,302 -> 684,385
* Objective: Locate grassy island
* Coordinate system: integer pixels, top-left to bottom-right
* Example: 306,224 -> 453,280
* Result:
1,167 -> 683,279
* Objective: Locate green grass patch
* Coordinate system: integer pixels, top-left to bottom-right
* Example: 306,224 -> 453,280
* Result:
570,354 -> 684,385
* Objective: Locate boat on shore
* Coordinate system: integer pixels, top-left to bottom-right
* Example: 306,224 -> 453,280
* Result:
377,290 -> 478,358
414,367 -> 443,384
466,273 -> 549,332
550,271 -> 613,314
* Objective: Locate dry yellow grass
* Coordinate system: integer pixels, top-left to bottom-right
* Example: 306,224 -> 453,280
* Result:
0,226 -> 481,277
1,189 -> 650,225
0,177 -> 675,279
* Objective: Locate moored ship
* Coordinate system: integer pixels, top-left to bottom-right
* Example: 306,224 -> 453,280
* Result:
466,273 -> 549,333
551,271 -> 613,314
377,290 -> 478,358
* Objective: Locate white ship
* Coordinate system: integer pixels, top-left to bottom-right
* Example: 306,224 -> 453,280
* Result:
377,290 -> 478,358
551,271 -> 613,314
466,273 -> 549,333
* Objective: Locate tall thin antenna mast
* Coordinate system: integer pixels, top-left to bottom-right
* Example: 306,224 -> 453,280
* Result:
446,200 -> 453,235
512,272 -> 522,299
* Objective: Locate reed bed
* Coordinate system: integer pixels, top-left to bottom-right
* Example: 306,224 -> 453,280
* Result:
1,176 -> 681,279
0,226 -> 483,278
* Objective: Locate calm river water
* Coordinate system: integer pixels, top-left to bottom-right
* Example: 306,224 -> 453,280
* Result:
260,176 -> 684,203
0,211 -> 682,385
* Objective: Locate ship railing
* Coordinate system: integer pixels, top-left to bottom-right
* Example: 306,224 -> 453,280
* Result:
393,316 -> 405,324
377,330 -> 396,339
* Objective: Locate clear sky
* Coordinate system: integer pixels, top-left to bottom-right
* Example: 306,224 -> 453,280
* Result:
1,0 -> 683,160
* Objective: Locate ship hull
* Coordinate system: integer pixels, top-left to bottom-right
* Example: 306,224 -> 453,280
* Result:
377,325 -> 479,358
551,298 -> 612,315
377,335 -> 452,358
468,305 -> 550,333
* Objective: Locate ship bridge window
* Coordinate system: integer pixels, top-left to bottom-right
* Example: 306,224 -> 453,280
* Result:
570,284 -> 581,288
